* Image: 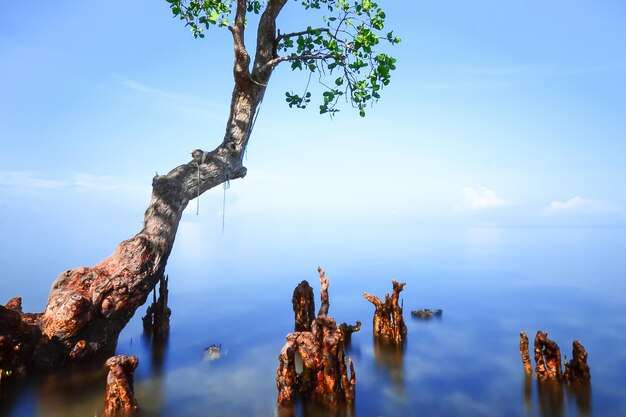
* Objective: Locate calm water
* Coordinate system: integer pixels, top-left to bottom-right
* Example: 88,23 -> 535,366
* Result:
1,223 -> 625,417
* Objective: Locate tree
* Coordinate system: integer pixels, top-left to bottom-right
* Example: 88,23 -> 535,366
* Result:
0,0 -> 399,372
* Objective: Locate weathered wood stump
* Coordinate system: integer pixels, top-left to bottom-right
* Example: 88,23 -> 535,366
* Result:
142,275 -> 171,339
564,340 -> 591,383
277,267 -> 359,409
519,331 -> 533,374
534,331 -> 563,380
103,355 -> 138,417
520,330 -> 590,385
363,280 -> 407,344
292,280 -> 315,332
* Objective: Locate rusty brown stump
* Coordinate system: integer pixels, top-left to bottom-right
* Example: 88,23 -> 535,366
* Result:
363,280 -> 407,344
103,355 -> 138,417
520,331 -> 533,374
277,267 -> 358,409
534,331 -> 563,380
564,340 -> 591,384
292,280 -> 315,332
521,330 -> 591,386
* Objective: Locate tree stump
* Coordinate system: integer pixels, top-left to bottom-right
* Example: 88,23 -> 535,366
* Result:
142,275 -> 171,339
533,331 -> 563,381
363,280 -> 407,344
519,331 -> 533,374
277,267 -> 358,409
103,355 -> 138,417
521,330 -> 590,386
564,340 -> 591,383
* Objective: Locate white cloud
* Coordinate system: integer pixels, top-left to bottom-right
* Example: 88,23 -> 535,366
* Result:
0,171 -> 149,194
543,196 -> 618,216
454,186 -> 511,212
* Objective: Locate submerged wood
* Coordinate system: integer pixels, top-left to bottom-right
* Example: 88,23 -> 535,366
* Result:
277,267 -> 358,409
363,280 -> 407,344
410,308 -> 442,319
103,355 -> 138,417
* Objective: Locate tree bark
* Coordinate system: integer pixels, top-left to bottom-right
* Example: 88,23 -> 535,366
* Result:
0,0 -> 288,373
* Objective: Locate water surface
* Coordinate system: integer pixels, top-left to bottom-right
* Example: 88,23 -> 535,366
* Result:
1,223 -> 625,417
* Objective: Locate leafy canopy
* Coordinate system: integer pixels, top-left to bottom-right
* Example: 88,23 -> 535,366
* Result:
166,0 -> 400,116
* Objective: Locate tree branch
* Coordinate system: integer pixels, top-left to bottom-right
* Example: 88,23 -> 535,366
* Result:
262,53 -> 340,73
251,0 -> 287,83
228,0 -> 250,79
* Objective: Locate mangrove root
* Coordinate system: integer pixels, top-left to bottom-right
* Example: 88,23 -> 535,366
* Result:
277,267 -> 359,409
564,340 -> 591,384
103,355 -> 138,417
142,275 -> 171,339
363,280 -> 407,344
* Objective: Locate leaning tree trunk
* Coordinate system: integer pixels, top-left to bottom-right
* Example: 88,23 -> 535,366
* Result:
0,0 -> 287,373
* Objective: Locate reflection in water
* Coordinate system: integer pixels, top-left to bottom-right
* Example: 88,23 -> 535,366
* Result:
35,365 -> 106,417
566,382 -> 592,417
523,375 -> 592,417
373,337 -> 406,395
537,379 -> 564,417
277,398 -> 354,417
138,306 -> 170,416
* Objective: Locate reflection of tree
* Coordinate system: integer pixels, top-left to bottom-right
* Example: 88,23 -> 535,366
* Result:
373,336 -> 406,394
139,275 -> 170,415
566,383 -> 592,417
523,376 -> 592,417
537,379 -> 564,417
35,365 -> 106,417
277,398 -> 353,417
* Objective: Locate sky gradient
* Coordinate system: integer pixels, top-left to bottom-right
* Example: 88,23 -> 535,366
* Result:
1,0 -> 625,237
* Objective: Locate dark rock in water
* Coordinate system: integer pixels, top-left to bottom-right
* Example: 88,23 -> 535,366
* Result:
410,309 -> 443,319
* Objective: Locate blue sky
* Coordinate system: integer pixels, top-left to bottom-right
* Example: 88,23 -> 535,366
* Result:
1,0 -> 625,236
